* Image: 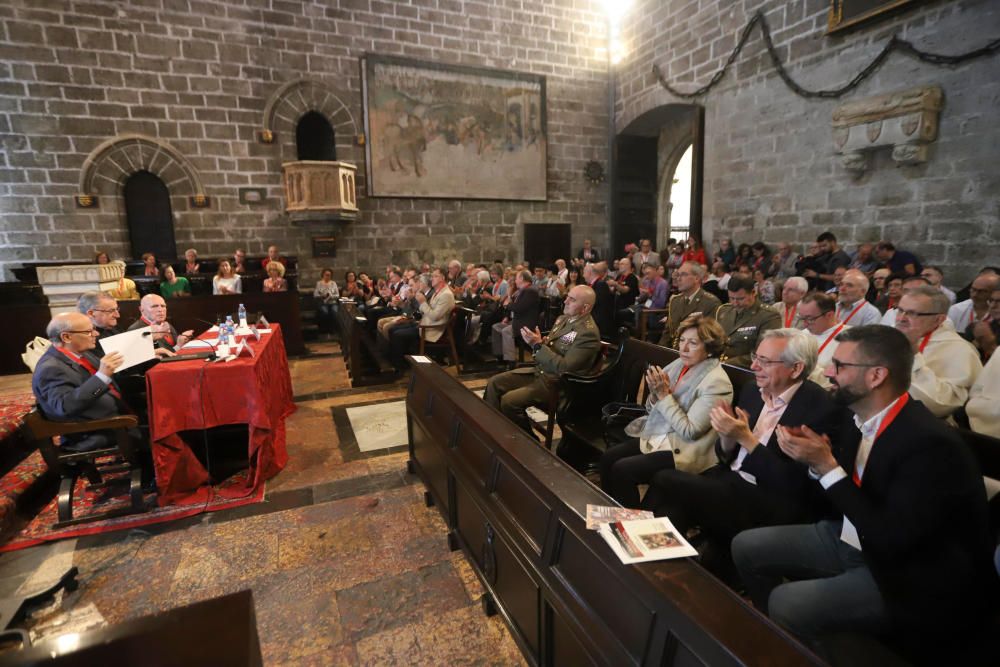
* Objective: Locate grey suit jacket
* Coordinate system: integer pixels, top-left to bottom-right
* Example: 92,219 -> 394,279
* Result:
32,345 -> 123,451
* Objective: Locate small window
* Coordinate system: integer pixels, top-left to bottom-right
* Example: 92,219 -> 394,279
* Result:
668,144 -> 694,243
296,111 -> 336,161
124,170 -> 176,260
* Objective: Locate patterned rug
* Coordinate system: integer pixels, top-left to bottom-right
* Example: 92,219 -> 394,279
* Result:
0,467 -> 266,553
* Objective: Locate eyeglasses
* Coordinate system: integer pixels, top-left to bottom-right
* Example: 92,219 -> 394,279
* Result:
750,353 -> 787,366
64,329 -> 98,336
896,308 -> 938,318
988,298 -> 999,305
798,313 -> 825,323
92,308 -> 119,313
829,358 -> 881,373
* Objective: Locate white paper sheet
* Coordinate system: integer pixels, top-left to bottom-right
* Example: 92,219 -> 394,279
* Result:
98,326 -> 156,371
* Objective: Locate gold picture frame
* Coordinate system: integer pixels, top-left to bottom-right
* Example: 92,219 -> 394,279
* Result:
827,0 -> 922,34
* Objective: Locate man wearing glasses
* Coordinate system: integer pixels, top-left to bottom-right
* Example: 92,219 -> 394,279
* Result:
658,261 -> 721,347
948,270 -> 1000,333
76,291 -> 122,356
732,325 -> 992,658
895,285 -> 982,419
796,292 -> 844,389
31,312 -> 128,452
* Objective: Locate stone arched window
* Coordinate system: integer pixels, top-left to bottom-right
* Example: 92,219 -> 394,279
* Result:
296,110 -> 337,161
124,171 -> 176,260
260,79 -> 359,165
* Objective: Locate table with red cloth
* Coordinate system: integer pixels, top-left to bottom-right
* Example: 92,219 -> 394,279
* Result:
145,324 -> 296,506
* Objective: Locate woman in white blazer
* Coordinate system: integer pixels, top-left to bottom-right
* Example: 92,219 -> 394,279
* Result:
600,314 -> 734,508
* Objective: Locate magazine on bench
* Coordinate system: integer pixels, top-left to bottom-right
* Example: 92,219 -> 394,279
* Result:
585,504 -> 653,530
598,516 -> 698,564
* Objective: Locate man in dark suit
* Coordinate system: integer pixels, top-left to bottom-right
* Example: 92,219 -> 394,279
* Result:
732,325 -> 994,658
584,262 -> 613,340
77,291 -> 121,356
642,328 -> 841,581
492,270 -> 539,363
32,312 -> 129,452
128,294 -> 193,352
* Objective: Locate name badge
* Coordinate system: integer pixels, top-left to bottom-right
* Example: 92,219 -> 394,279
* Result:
736,326 -> 757,334
559,331 -> 577,343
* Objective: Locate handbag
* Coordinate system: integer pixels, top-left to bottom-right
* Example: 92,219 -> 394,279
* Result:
21,336 -> 51,372
601,401 -> 646,426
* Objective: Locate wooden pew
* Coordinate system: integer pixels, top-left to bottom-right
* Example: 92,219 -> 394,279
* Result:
335,300 -> 394,386
406,359 -> 820,666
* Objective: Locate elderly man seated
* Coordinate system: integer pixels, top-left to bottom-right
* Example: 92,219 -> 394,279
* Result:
386,267 -> 456,371
484,285 -> 601,436
77,291 -> 122,354
895,285 -> 982,418
775,276 -> 808,329
128,294 -> 193,352
32,313 -> 154,489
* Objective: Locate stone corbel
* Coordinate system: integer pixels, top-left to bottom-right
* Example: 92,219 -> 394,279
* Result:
832,85 -> 942,174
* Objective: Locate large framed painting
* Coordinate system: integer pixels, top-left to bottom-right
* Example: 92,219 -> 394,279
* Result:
827,0 -> 923,34
361,54 -> 547,200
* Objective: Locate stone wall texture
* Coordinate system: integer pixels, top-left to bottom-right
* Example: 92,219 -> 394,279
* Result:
617,0 -> 1000,287
0,0 -> 611,282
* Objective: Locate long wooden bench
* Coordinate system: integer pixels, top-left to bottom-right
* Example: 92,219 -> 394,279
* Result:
405,359 -> 820,666
335,300 -> 395,386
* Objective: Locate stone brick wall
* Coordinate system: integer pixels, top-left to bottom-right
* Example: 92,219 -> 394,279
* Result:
0,0 -> 611,283
617,0 -> 1000,287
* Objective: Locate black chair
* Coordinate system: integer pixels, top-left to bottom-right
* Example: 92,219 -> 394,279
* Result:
21,410 -> 147,528
419,308 -> 469,373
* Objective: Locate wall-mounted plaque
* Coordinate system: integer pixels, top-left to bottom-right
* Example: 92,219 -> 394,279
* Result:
312,236 -> 337,258
239,187 -> 268,205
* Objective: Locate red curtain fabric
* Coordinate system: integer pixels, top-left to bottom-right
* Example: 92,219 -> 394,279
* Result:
146,324 -> 295,506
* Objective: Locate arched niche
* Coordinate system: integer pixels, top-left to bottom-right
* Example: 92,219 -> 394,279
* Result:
260,79 -> 359,164
296,110 -> 337,161
124,170 -> 176,260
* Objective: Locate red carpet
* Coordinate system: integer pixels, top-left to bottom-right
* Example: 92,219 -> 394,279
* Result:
0,468 -> 266,553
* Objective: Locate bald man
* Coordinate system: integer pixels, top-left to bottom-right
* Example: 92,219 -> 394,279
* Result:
949,271 -> 1000,333
32,312 -> 127,452
128,294 -> 193,351
484,285 -> 602,436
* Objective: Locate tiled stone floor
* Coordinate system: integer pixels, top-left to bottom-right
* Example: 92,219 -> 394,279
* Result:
0,341 -> 524,666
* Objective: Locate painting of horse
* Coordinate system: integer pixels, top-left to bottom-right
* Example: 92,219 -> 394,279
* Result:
362,55 -> 547,200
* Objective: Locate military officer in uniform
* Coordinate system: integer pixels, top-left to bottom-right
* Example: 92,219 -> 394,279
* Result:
715,275 -> 781,367
658,261 -> 722,348
484,285 -> 602,435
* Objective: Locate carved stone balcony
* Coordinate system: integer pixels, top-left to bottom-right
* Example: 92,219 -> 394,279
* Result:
282,160 -> 359,225
37,261 -> 126,317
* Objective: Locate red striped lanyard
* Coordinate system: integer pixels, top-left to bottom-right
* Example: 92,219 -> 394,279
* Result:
56,347 -> 122,399
918,328 -> 935,353
818,323 -> 846,354
838,301 -> 866,325
784,305 -> 797,328
852,393 -> 909,486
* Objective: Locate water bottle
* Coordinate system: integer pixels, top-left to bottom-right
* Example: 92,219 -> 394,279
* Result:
225,315 -> 235,338
217,321 -> 230,353
238,303 -> 247,328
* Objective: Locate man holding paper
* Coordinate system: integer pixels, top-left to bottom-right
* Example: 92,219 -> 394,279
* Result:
32,313 -> 130,452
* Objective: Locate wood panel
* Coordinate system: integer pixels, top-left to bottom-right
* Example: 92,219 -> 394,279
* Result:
406,358 -> 822,667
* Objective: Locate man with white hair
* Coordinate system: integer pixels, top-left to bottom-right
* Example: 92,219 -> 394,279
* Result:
775,277 -> 808,329
797,292 -> 845,388
643,328 -> 841,581
128,294 -> 193,352
835,269 -> 881,327
895,285 -> 982,418
77,291 -> 122,356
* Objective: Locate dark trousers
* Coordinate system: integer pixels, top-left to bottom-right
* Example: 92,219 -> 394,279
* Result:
641,465 -> 805,582
598,439 -> 676,508
387,321 -> 420,369
317,302 -> 337,333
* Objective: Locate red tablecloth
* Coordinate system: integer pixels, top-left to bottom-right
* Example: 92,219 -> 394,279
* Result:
145,324 -> 295,506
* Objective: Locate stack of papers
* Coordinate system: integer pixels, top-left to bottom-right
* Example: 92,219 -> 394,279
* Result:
586,504 -> 697,564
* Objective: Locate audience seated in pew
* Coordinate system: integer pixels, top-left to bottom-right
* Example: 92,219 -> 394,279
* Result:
583,263 -> 614,341
492,270 -> 538,365
658,261 -> 721,348
641,328 -> 840,583
212,260 -> 242,295
106,262 -> 140,301
600,314 -> 733,509
233,248 -> 247,274
835,269 -> 882,326
797,291 -> 846,389
313,268 -> 340,335
774,276 -> 807,329
484,285 -> 600,435
385,268 -> 455,372
731,325 -> 996,660
715,276 -> 781,368
260,244 -> 287,271
262,260 -> 287,293
142,252 -> 159,277
183,248 -> 200,274
950,271 -> 1000,336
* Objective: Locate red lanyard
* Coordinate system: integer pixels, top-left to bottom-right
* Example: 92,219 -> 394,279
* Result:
56,347 -> 122,399
852,393 -> 909,486
674,365 -> 690,389
918,328 -> 936,353
784,305 -> 797,328
838,301 -> 865,325
818,323 -> 846,354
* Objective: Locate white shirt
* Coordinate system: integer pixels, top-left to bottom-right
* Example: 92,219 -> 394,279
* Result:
880,308 -> 897,327
940,285 -> 956,305
836,300 -> 881,327
968,351 -> 1000,439
910,325 -> 983,418
947,299 -> 985,331
818,395 -> 907,550
731,382 -> 803,485
808,323 -> 849,389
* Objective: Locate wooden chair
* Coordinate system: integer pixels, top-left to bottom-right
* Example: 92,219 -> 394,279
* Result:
21,410 -> 147,528
419,307 -> 467,373
636,307 -> 668,342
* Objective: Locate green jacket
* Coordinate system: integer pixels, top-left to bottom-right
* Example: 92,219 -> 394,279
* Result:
716,301 -> 781,368
533,313 -> 602,377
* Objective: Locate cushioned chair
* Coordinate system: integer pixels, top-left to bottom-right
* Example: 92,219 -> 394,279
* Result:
21,410 -> 147,528
419,308 -> 468,373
